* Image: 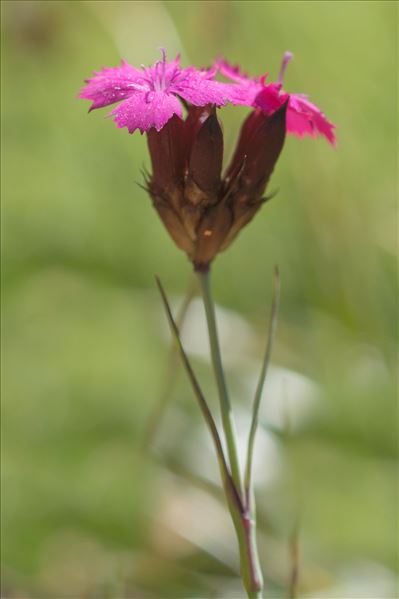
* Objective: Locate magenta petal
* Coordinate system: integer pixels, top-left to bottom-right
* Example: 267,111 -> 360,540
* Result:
214,59 -> 264,106
215,59 -> 254,84
215,58 -> 266,89
170,69 -> 233,106
79,61 -> 146,111
223,82 -> 263,107
286,107 -> 317,138
109,91 -> 183,134
256,87 -> 336,145
255,84 -> 285,114
288,95 -> 336,145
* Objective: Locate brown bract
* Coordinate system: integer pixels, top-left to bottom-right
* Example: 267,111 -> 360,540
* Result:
146,101 -> 288,271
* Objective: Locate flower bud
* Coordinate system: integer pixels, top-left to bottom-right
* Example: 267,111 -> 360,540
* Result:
185,109 -> 223,205
146,101 -> 287,270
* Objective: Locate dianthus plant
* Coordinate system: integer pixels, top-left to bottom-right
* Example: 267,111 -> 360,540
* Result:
80,49 -> 335,598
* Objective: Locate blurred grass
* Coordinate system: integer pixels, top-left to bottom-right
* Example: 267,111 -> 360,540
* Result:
1,1 -> 397,597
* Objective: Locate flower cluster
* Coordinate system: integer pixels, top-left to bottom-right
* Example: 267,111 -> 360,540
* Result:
80,51 -> 335,270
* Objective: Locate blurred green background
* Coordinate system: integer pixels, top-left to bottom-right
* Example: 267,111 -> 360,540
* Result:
2,1 -> 397,597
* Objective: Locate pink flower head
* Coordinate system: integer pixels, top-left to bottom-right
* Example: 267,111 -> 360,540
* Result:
79,50 -> 241,134
215,52 -> 336,146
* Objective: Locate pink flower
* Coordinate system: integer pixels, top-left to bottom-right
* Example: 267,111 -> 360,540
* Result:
215,52 -> 336,146
79,50 -> 241,134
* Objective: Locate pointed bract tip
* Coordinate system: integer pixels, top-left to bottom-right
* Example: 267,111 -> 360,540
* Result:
155,275 -> 164,296
269,97 -> 289,123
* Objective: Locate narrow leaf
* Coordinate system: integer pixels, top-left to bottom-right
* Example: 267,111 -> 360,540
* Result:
244,267 -> 281,504
156,276 -> 241,507
141,276 -> 197,451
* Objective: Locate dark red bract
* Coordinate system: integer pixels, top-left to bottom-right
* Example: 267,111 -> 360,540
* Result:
146,102 -> 288,271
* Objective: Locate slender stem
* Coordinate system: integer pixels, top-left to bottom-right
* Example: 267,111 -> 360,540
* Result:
197,268 -> 243,498
197,268 -> 264,597
244,267 -> 280,499
227,500 -> 263,599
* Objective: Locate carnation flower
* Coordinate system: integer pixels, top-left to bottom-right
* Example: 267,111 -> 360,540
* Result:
79,50 -> 335,270
79,50 -> 242,134
216,52 -> 336,145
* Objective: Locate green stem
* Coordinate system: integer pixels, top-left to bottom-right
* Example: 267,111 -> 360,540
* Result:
197,268 -> 264,598
227,504 -> 264,598
197,268 -> 243,498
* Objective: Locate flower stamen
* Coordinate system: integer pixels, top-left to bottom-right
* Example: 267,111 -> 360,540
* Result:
278,51 -> 294,85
